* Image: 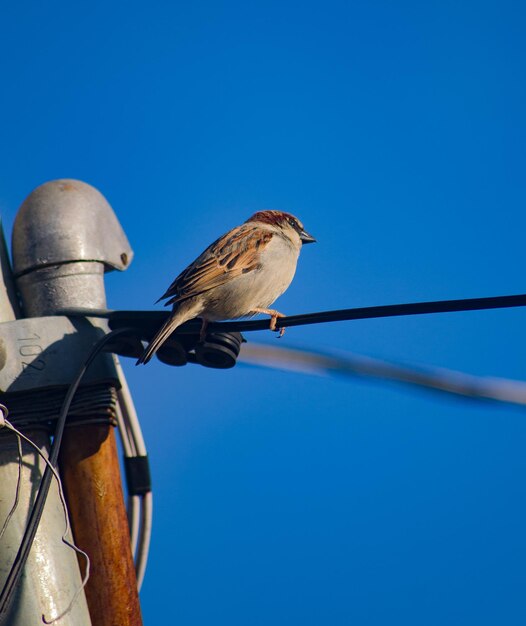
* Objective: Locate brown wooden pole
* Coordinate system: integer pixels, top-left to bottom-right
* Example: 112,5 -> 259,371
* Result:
59,424 -> 143,626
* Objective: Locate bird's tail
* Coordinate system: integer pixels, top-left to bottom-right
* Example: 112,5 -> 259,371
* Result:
136,300 -> 203,365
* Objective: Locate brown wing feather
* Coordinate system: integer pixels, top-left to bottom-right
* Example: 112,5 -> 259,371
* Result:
158,225 -> 274,306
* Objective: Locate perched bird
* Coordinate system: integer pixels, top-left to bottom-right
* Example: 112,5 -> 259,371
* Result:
137,210 -> 316,364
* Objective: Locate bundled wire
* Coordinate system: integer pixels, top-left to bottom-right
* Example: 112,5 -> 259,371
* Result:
113,356 -> 152,590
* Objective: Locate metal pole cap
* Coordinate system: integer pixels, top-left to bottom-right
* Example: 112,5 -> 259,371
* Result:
12,179 -> 133,276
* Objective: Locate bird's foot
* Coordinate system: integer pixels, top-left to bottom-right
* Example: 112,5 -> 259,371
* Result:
199,318 -> 209,342
250,308 -> 286,337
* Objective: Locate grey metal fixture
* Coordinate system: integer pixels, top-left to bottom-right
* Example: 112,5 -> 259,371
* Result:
1,179 -> 134,625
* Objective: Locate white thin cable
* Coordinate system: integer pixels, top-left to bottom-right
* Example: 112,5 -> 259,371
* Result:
115,400 -> 140,557
0,407 -> 90,624
240,343 -> 526,408
115,397 -> 135,457
113,356 -> 152,590
116,391 -> 152,589
136,492 -> 152,589
114,358 -> 147,455
128,495 -> 141,559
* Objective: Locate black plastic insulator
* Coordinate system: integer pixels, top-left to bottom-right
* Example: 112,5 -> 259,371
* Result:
194,332 -> 244,369
156,339 -> 189,366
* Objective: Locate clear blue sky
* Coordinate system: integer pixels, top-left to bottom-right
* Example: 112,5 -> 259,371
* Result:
2,1 -> 526,624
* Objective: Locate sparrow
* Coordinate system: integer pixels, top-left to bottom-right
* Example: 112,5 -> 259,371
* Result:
137,210 -> 316,364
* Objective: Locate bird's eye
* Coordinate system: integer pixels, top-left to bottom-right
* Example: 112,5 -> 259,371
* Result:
288,217 -> 302,232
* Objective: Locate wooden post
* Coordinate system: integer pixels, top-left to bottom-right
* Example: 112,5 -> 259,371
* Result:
59,424 -> 143,626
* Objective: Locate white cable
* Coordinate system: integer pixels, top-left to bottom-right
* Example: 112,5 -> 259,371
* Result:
115,398 -> 135,457
128,496 -> 141,559
115,399 -> 141,557
136,492 -> 152,589
114,358 -> 147,455
113,356 -> 152,591
239,343 -> 526,407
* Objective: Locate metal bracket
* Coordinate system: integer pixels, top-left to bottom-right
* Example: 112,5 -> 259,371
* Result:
0,316 -> 118,393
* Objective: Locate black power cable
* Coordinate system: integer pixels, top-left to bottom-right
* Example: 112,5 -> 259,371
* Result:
209,293 -> 526,333
57,292 -> 526,339
0,327 -> 133,623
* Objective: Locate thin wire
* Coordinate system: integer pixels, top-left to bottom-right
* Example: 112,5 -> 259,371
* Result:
128,496 -> 141,558
137,492 -> 152,590
115,399 -> 141,557
115,360 -> 147,455
0,328 -> 133,623
0,427 -> 22,540
239,343 -> 526,407
113,356 -> 152,590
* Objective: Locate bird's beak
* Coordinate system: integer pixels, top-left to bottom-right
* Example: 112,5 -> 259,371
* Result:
299,229 -> 316,244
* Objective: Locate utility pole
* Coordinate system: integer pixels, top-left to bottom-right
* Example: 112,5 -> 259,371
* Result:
0,180 -> 142,624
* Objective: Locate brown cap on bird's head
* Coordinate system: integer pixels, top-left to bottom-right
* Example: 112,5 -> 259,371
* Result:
246,210 -> 316,244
